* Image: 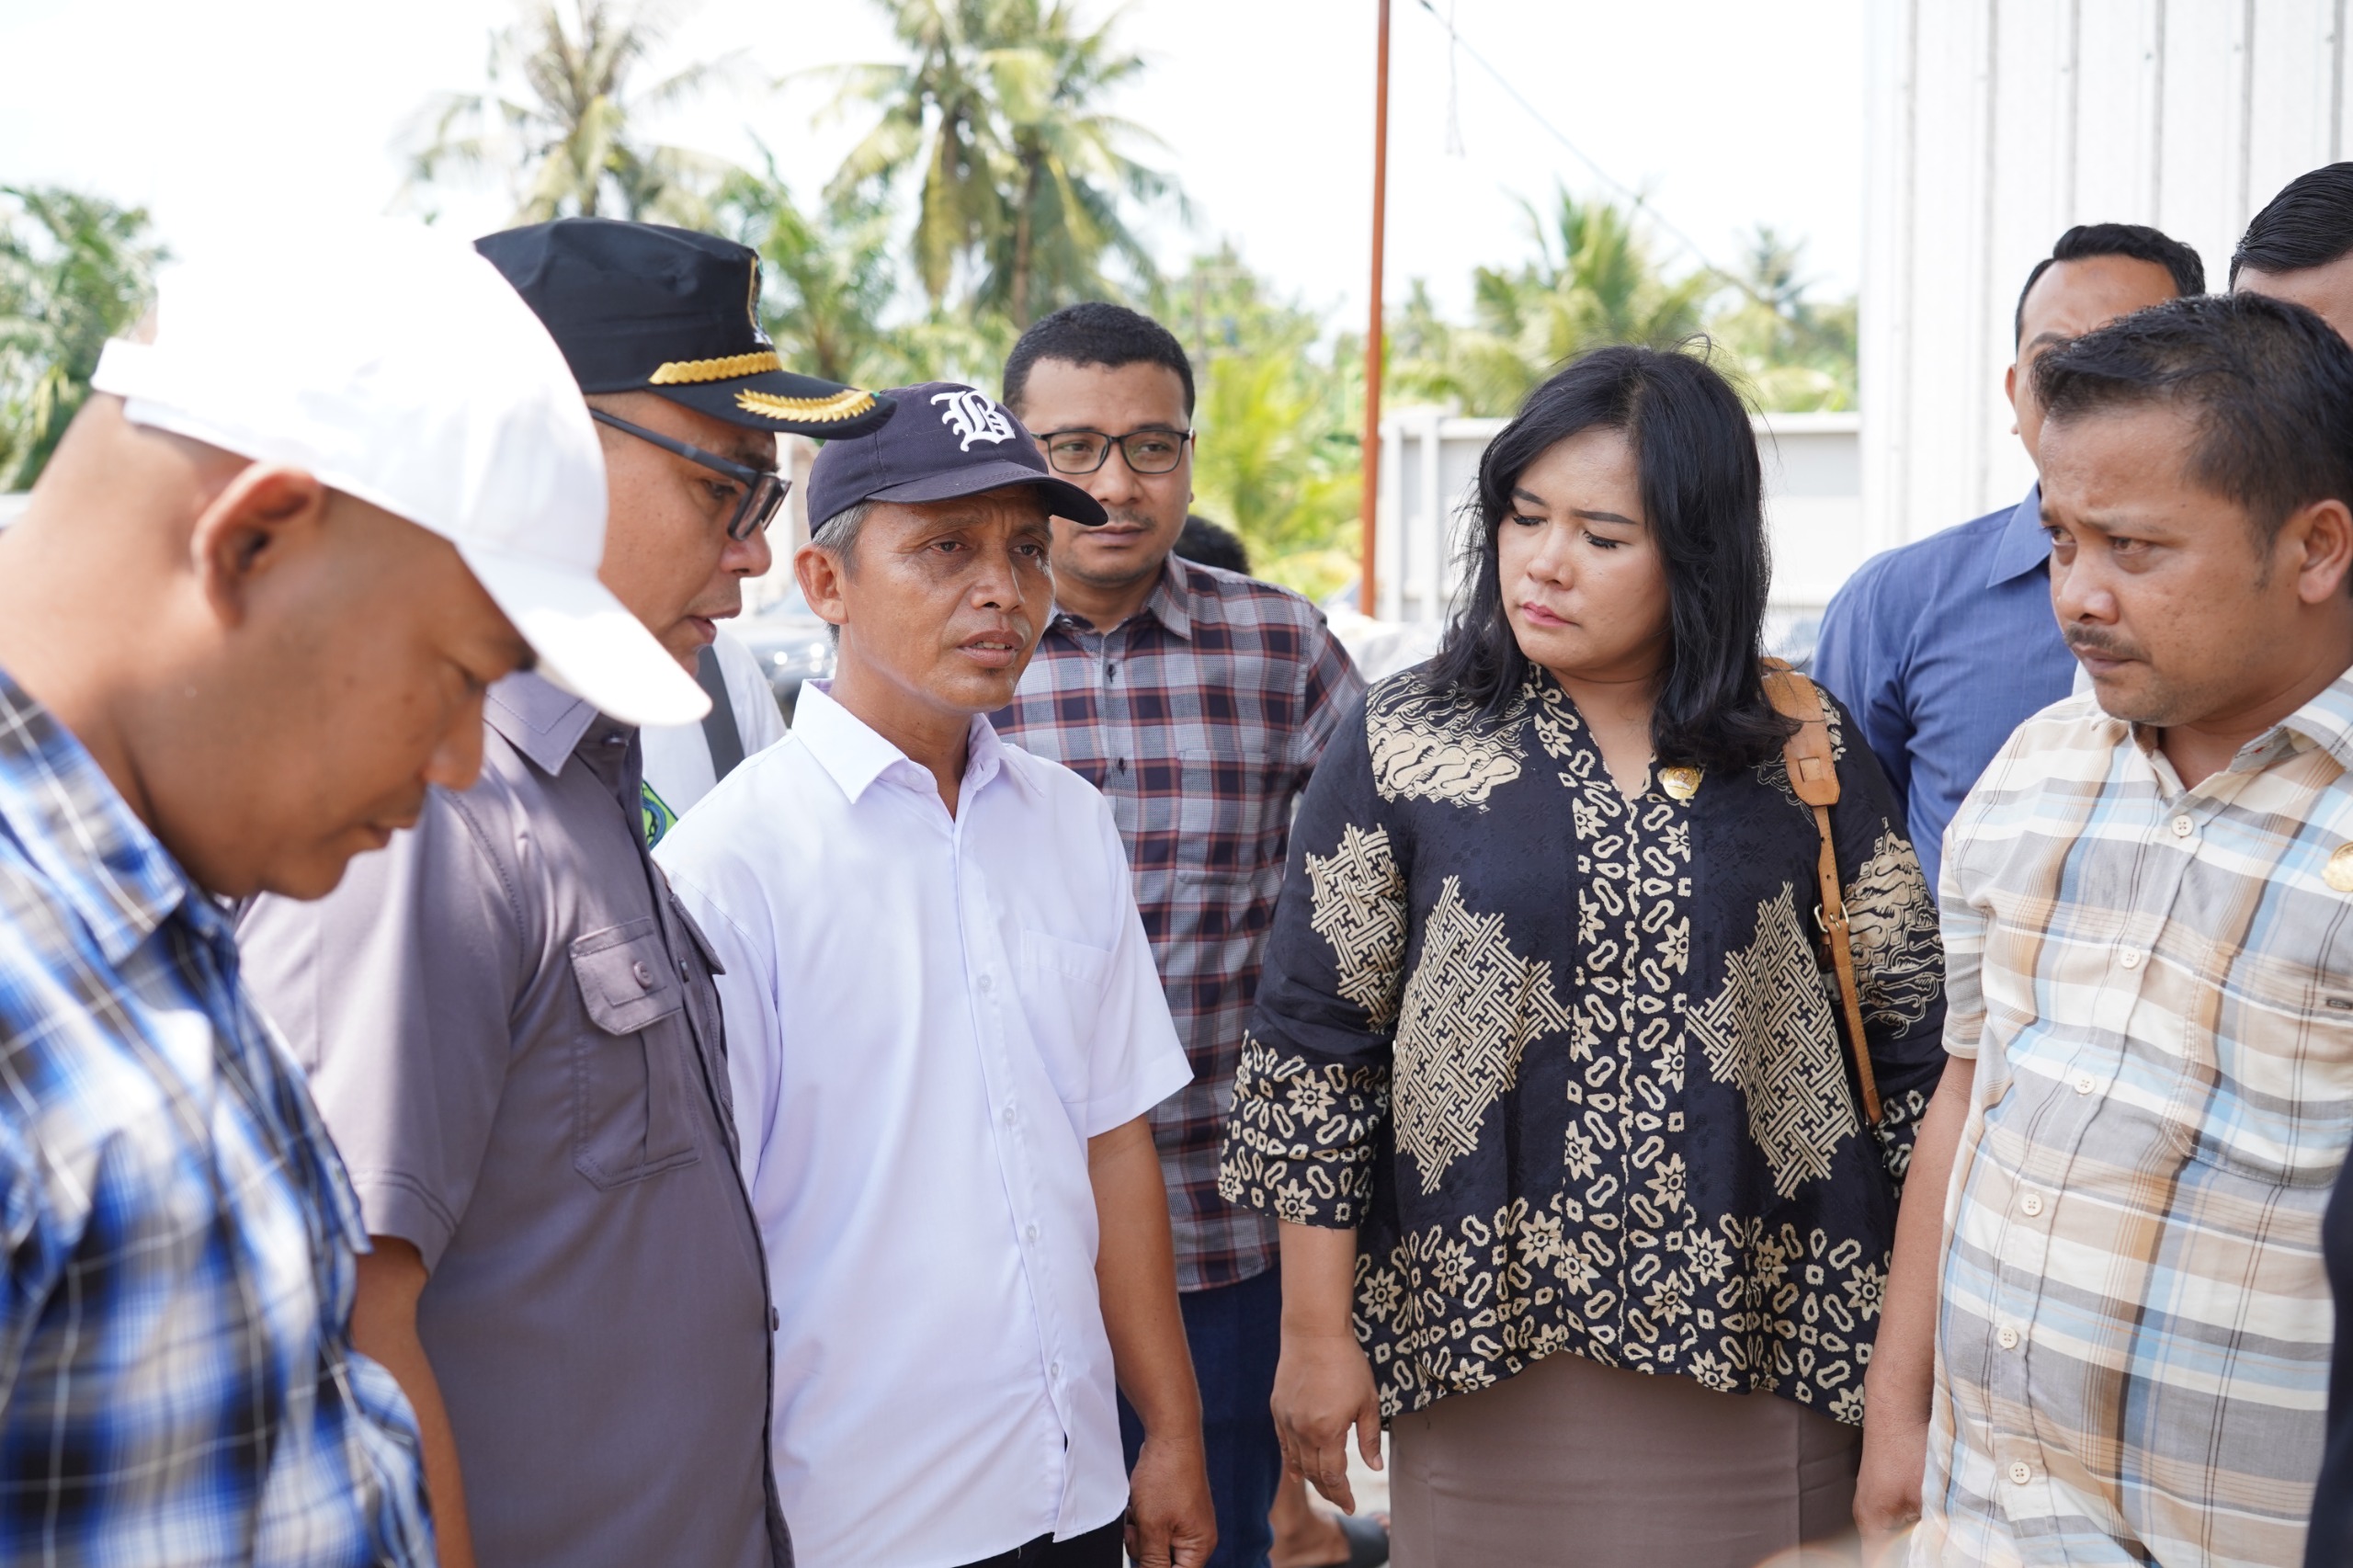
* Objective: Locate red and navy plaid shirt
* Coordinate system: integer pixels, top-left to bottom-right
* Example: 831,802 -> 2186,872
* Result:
993,555 -> 1363,1290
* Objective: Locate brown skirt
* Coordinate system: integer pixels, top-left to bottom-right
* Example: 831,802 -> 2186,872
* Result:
1388,1351 -> 1861,1568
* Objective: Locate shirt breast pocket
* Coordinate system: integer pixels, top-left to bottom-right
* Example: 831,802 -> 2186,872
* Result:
1015,926 -> 1113,1110
2173,951 -> 2353,1188
1177,743 -> 1274,871
569,918 -> 702,1188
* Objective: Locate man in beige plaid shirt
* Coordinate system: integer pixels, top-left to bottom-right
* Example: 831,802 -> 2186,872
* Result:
1855,292 -> 2353,1564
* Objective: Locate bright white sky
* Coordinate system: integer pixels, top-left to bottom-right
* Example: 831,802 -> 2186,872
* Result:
0,0 -> 1865,328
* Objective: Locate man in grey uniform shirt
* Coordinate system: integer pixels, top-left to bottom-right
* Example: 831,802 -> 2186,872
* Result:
238,219 -> 895,1568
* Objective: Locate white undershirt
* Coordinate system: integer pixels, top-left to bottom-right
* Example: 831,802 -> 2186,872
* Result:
640,626 -> 789,816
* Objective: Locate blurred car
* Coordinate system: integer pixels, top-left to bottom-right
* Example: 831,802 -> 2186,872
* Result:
733,583 -> 835,725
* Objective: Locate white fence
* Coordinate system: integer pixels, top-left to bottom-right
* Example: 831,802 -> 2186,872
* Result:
1373,409 -> 1865,646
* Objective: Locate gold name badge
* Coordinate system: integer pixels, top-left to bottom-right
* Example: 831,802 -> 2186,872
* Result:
2326,843 -> 2353,892
1659,766 -> 1702,802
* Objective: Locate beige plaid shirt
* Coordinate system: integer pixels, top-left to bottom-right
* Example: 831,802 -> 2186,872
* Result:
1915,684 -> 2353,1567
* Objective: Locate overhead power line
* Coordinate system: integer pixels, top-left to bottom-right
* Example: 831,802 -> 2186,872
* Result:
1409,0 -> 1757,296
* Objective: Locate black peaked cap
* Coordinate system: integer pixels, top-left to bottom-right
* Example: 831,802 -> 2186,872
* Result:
475,217 -> 895,439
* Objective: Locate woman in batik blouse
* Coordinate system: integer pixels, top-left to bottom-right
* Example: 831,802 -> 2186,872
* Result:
1217,346 -> 1947,1567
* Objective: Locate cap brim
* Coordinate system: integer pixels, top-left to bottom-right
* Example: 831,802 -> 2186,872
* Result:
654,369 -> 897,438
457,543 -> 711,728
868,460 -> 1110,527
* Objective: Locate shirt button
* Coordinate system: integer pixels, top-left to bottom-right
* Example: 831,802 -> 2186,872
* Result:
1003,1104 -> 1018,1126
769,1307 -> 780,1332
2020,1191 -> 2045,1217
631,960 -> 655,989
2008,1461 -> 2033,1485
2074,1073 -> 2097,1095
976,972 -> 995,994
2119,947 -> 2143,970
677,959 -> 692,981
1050,1361 -> 1063,1380
2172,813 -> 2195,837
1997,1324 -> 2020,1349
1024,1223 -> 1040,1243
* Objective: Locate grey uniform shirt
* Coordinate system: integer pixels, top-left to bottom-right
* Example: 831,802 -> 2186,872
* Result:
238,673 -> 785,1568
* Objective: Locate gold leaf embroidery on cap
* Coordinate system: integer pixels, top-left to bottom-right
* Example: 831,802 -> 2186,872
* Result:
733,387 -> 879,423
647,350 -> 783,385
2326,843 -> 2353,892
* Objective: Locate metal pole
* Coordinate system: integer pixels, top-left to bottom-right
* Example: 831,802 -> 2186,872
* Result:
1358,0 -> 1392,618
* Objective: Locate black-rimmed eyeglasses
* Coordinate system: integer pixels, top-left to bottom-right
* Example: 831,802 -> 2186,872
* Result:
591,409 -> 791,540
1034,426 -> 1194,476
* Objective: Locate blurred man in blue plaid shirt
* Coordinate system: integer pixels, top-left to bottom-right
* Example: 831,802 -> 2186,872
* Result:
0,229 -> 673,1565
994,304 -> 1365,1568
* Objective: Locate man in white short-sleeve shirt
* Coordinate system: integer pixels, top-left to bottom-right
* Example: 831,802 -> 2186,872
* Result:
656,382 -> 1214,1568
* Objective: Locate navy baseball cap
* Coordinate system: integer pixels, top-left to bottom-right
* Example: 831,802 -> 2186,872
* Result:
806,381 -> 1108,529
473,217 -> 896,438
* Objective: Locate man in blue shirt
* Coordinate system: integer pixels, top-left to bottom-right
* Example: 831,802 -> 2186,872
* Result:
1813,223 -> 2203,885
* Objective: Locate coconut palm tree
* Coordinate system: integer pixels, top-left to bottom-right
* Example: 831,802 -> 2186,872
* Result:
1392,188 -> 1713,416
406,0 -> 749,227
0,186 -> 163,488
717,153 -> 904,389
825,0 -> 1172,324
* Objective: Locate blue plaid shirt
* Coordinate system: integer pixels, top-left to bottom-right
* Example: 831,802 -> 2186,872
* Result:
0,669 -> 431,1566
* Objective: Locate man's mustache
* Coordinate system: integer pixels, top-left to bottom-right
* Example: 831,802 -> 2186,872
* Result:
2064,626 -> 2143,661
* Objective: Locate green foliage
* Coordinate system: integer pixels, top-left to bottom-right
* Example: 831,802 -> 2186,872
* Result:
826,0 -> 1172,325
1155,249 -> 1359,601
405,0 -> 752,227
0,187 -> 164,489
717,154 -> 904,388
1705,225 -> 1859,411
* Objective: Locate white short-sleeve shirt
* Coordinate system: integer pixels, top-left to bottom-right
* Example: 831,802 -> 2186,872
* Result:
654,681 -> 1191,1568
640,626 -> 789,818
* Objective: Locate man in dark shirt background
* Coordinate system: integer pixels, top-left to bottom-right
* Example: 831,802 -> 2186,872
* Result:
992,304 -> 1367,1568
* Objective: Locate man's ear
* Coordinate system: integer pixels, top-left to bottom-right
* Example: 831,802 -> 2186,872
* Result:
189,464 -> 329,628
795,540 -> 849,628
2289,496 -> 2353,604
2004,361 -> 2021,435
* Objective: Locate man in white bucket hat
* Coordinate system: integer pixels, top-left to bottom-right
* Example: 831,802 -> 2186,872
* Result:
0,222 -> 654,1564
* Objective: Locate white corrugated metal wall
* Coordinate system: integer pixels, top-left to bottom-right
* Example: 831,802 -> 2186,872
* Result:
1862,0 -> 2349,549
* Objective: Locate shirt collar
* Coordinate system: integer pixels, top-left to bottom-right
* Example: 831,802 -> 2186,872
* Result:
794,680 -> 1029,805
2267,669 -> 2353,774
485,670 -> 602,775
1053,553 -> 1194,642
2113,667 -> 2353,784
0,665 -> 203,965
1985,483 -> 2052,587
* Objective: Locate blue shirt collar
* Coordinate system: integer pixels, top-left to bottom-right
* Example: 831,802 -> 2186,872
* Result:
0,665 -> 205,966
1985,483 -> 2051,587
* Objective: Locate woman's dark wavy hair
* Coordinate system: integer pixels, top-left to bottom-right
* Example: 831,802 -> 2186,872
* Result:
1427,342 -> 1794,772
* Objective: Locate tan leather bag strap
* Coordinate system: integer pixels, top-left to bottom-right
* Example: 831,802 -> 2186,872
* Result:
1758,658 -> 1883,1124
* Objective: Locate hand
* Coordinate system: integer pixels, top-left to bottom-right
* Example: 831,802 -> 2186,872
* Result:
1124,1429 -> 1217,1568
1271,1325 -> 1382,1514
1853,1392 -> 1927,1565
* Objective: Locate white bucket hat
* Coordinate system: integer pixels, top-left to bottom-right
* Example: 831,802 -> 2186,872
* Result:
89,220 -> 709,728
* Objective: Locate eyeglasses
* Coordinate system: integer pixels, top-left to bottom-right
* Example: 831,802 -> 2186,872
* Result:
1034,426 -> 1194,476
591,409 -> 791,540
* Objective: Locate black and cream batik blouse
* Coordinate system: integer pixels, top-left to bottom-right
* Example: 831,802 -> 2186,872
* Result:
1217,664 -> 1947,1425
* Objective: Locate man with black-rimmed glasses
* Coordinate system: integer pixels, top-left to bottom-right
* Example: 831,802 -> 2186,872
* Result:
993,303 -> 1367,1568
239,218 -> 893,1568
